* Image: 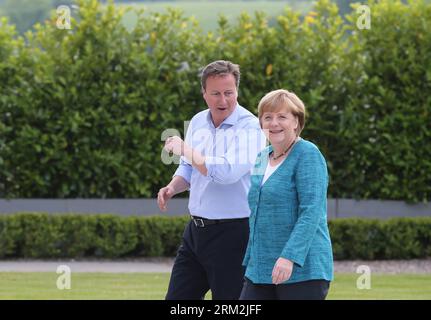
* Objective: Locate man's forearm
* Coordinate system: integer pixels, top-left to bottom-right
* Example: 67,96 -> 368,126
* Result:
168,175 -> 190,195
183,145 -> 208,176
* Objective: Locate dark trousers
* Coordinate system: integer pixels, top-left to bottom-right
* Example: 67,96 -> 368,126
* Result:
165,218 -> 249,300
239,277 -> 330,300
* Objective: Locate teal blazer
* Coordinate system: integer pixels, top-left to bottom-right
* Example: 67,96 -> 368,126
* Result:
243,139 -> 334,284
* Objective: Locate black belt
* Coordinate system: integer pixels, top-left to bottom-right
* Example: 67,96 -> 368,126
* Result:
191,216 -> 248,228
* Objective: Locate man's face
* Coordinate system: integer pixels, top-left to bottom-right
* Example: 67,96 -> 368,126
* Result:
203,74 -> 238,127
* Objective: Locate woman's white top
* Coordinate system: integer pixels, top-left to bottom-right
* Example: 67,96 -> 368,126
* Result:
261,158 -> 286,186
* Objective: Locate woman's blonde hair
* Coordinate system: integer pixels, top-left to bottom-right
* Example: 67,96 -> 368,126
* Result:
257,89 -> 306,136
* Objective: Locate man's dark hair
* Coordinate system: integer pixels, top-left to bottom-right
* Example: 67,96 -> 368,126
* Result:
200,60 -> 240,91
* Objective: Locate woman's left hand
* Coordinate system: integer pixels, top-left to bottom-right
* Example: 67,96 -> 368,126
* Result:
271,257 -> 293,285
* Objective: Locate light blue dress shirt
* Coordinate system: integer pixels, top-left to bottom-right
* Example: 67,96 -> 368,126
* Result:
174,104 -> 266,219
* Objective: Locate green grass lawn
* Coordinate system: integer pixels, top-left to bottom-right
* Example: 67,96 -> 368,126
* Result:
0,272 -> 430,300
121,1 -> 312,32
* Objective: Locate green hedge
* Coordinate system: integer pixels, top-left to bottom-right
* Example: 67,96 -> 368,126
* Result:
1,0 -> 430,202
0,213 -> 189,258
0,213 -> 430,259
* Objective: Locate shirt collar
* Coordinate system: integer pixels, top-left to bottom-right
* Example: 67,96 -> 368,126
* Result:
206,103 -> 240,128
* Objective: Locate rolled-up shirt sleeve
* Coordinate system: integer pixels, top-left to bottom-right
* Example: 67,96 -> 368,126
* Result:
205,124 -> 266,185
172,118 -> 194,184
173,158 -> 192,184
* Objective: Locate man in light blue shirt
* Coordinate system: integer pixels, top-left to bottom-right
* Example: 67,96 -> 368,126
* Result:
158,60 -> 265,300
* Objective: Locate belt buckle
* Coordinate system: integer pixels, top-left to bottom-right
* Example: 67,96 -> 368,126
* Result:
193,218 -> 205,228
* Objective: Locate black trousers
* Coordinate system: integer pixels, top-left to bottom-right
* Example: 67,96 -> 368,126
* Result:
239,277 -> 330,300
165,218 -> 249,300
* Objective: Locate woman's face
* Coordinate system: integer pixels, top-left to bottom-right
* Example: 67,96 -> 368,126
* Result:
261,108 -> 298,146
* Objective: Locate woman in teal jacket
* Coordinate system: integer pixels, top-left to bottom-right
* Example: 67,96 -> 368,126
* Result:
240,89 -> 333,300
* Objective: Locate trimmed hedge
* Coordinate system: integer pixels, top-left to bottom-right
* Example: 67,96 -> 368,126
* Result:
330,217 -> 431,260
1,0 -> 430,202
0,213 -> 430,260
0,213 -> 189,258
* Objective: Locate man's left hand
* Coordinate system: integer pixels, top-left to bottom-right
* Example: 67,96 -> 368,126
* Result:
164,136 -> 185,156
